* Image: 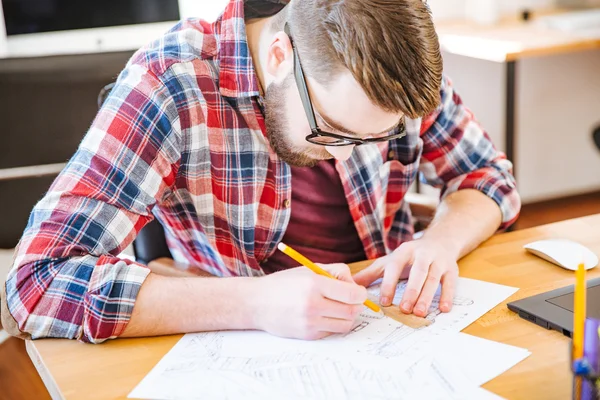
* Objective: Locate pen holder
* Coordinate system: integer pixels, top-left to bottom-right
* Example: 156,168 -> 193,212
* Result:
571,318 -> 600,400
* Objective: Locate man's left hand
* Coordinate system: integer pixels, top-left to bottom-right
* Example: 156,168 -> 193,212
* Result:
352,238 -> 459,317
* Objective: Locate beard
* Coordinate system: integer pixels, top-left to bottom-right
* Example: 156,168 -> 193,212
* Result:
264,74 -> 331,167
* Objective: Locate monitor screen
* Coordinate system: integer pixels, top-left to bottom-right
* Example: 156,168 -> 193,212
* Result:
2,0 -> 180,36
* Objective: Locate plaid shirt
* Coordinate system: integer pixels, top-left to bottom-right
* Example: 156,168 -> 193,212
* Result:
3,0 -> 520,343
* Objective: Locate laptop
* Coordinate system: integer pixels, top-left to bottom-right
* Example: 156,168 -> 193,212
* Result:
507,277 -> 600,338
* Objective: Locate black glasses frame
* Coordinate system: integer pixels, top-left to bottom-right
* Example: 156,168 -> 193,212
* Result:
284,23 -> 407,147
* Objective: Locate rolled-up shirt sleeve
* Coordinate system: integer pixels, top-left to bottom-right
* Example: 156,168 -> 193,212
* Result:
2,63 -> 182,343
418,75 -> 521,230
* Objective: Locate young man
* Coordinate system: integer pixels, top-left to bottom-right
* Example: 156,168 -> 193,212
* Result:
1,0 -> 520,343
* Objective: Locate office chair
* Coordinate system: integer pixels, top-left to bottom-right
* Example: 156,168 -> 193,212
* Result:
97,83 -> 437,264
593,125 -> 600,152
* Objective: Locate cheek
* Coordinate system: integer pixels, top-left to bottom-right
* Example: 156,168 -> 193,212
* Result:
284,86 -> 312,144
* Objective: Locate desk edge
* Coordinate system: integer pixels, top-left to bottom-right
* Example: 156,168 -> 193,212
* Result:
441,37 -> 600,63
26,340 -> 66,400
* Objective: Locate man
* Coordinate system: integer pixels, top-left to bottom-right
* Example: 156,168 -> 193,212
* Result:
1,0 -> 520,343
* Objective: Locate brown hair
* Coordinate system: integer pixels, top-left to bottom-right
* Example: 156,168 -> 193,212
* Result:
272,0 -> 442,119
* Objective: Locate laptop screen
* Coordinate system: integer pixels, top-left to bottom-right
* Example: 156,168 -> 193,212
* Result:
546,284 -> 600,319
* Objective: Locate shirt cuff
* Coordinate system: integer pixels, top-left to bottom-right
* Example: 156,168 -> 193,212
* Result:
80,256 -> 150,343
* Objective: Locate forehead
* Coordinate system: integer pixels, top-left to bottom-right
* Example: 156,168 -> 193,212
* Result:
307,71 -> 401,135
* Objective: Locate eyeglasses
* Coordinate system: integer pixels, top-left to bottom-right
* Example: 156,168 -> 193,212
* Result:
284,23 -> 407,147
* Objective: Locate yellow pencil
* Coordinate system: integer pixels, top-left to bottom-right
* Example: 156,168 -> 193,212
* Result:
277,242 -> 382,314
573,259 -> 586,361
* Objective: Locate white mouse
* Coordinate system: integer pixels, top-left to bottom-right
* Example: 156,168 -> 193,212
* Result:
523,239 -> 598,271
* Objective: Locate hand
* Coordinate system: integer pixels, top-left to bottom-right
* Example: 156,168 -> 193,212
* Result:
353,238 -> 459,317
254,264 -> 367,340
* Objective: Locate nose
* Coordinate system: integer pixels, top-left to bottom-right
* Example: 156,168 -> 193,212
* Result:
326,145 -> 355,161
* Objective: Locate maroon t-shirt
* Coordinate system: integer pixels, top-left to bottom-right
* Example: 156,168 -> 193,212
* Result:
262,160 -> 366,273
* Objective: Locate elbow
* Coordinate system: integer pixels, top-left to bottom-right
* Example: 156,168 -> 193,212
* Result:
2,259 -> 87,341
1,263 -> 47,340
4,253 -> 148,344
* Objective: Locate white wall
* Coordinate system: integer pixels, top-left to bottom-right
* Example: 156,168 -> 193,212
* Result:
0,1 -> 6,57
428,0 -> 556,22
428,0 -> 600,22
442,49 -> 600,204
433,0 -> 600,203
516,50 -> 600,202
197,0 -> 229,22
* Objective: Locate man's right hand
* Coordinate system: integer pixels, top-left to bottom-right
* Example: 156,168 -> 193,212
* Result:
252,264 -> 368,340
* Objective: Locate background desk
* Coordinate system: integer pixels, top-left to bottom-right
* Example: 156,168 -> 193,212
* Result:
434,9 -> 600,198
24,214 -> 600,400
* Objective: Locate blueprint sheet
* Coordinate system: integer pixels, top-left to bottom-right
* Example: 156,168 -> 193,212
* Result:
129,278 -> 523,400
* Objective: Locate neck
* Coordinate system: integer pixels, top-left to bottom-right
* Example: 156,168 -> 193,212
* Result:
246,17 -> 273,97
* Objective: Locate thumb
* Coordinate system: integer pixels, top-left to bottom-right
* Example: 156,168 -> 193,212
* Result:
352,259 -> 385,287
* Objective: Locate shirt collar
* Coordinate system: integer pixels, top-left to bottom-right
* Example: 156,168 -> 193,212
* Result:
214,0 -> 263,98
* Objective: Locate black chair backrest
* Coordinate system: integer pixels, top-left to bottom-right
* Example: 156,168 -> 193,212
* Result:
98,83 -> 172,264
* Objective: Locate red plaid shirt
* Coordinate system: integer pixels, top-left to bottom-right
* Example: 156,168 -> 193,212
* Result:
3,0 -> 520,343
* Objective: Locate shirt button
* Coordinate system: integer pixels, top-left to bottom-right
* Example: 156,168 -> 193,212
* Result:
388,150 -> 395,159
283,199 -> 291,208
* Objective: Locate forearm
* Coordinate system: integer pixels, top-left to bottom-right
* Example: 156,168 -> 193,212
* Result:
121,273 -> 260,337
422,189 -> 502,260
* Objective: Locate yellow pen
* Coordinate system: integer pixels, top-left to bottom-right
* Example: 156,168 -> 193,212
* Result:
573,260 -> 586,361
277,242 -> 382,314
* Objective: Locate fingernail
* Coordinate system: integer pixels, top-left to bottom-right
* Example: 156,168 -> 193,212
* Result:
415,303 -> 426,314
380,296 -> 390,306
441,302 -> 450,311
401,301 -> 412,312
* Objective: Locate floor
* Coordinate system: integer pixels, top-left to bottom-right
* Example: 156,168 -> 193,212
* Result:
513,191 -> 600,230
1,192 -> 600,400
0,249 -> 51,400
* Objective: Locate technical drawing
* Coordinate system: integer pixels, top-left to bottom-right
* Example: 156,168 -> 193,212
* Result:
129,278 -> 518,400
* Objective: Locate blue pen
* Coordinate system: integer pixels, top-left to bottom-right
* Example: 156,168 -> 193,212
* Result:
581,319 -> 600,399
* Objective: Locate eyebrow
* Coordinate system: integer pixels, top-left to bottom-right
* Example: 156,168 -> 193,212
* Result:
314,108 -> 401,137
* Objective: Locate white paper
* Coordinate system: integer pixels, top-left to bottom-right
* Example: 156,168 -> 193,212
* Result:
129,277 -> 520,400
464,388 -> 506,400
434,332 -> 531,386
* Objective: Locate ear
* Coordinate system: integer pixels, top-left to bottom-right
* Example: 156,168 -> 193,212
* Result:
265,31 -> 294,80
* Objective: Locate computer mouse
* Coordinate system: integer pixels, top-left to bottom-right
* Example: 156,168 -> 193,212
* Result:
523,239 -> 598,271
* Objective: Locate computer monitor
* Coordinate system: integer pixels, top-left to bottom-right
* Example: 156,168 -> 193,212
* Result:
0,0 -> 228,58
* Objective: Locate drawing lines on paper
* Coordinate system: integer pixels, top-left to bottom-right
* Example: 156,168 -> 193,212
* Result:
250,357 -> 407,399
363,324 -> 417,358
358,281 -> 478,359
158,334 -> 409,400
129,278 -> 519,400
367,280 -> 475,325
344,321 -> 370,336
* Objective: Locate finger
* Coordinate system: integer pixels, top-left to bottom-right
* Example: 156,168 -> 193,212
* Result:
318,276 -> 367,305
317,317 -> 357,334
399,263 -> 413,280
379,248 -> 413,306
318,263 -> 353,283
439,267 -> 458,313
400,255 -> 431,314
318,299 -> 364,321
413,262 -> 444,317
352,259 -> 385,287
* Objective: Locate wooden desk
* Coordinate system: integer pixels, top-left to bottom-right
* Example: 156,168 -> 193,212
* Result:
436,9 -> 600,63
26,214 -> 600,400
435,8 -> 600,176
